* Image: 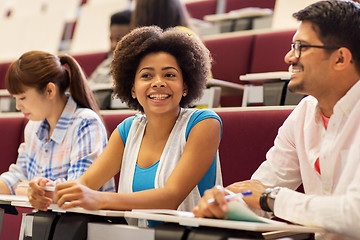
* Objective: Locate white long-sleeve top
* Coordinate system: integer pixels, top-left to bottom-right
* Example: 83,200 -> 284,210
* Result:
252,80 -> 360,239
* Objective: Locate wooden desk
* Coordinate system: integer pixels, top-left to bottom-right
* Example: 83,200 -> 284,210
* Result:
125,210 -> 322,234
239,72 -> 304,106
8,197 -> 324,240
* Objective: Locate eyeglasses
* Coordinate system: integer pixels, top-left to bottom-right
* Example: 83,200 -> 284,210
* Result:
291,41 -> 340,58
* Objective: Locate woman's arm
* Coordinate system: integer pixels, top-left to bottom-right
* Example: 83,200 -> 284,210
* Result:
55,118 -> 221,211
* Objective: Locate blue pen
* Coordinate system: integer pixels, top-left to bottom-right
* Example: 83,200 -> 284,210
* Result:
207,190 -> 252,204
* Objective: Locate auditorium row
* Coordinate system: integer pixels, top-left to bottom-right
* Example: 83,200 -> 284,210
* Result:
0,28 -> 296,108
0,106 -> 294,239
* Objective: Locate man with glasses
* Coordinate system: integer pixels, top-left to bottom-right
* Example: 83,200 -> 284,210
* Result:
193,1 -> 360,239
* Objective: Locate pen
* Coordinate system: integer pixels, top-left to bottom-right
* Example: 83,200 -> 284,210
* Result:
207,190 -> 252,204
18,184 -> 55,192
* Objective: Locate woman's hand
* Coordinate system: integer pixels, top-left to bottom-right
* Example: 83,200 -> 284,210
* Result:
54,181 -> 103,210
28,177 -> 55,211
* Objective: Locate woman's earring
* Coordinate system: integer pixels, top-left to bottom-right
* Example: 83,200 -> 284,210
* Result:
183,91 -> 187,97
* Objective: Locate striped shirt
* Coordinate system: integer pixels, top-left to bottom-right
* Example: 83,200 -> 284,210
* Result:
0,95 -> 115,194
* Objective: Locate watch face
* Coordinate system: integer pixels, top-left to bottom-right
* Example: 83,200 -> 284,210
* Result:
271,187 -> 281,197
268,187 -> 281,212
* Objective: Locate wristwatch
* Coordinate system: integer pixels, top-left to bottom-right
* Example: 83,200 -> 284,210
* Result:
260,187 -> 281,212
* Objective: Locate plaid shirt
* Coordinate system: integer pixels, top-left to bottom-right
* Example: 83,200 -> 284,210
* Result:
0,95 -> 115,194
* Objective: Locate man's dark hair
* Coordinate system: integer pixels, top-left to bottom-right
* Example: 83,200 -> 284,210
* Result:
293,0 -> 360,73
110,10 -> 132,26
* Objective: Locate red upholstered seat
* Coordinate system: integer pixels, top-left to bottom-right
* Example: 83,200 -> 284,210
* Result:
205,35 -> 254,84
217,109 -> 292,186
0,62 -> 11,89
73,52 -> 108,78
0,117 -> 29,240
102,112 -> 135,136
249,30 -> 296,73
225,0 -> 276,12
204,35 -> 254,107
185,0 -> 217,20
0,117 -> 26,174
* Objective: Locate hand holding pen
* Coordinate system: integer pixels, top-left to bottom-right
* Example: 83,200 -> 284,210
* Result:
18,183 -> 55,192
207,190 -> 252,204
192,185 -> 253,218
27,177 -> 55,211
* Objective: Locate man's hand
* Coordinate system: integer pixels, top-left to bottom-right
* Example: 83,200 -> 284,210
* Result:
193,180 -> 269,218
192,185 -> 230,218
226,180 -> 268,210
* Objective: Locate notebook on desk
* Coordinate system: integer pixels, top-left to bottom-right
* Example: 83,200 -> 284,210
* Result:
125,209 -> 323,233
130,199 -> 273,224
226,199 -> 279,224
10,199 -> 126,217
0,194 -> 28,204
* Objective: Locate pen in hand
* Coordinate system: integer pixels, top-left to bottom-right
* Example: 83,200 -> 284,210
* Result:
18,184 -> 55,192
207,190 -> 252,204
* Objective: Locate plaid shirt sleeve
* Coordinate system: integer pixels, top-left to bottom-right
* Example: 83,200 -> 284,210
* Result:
59,114 -> 115,192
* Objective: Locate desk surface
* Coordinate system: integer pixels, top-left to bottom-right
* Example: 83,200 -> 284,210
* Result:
0,194 -> 125,217
1,194 -> 324,236
125,210 -> 324,234
240,71 -> 291,82
0,194 -> 28,204
11,200 -> 126,217
204,8 -> 273,22
0,89 -> 10,97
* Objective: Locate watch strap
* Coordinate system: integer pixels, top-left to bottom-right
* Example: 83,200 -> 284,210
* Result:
259,188 -> 272,212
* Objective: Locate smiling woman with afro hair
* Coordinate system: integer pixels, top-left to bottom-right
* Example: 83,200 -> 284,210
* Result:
111,25 -> 211,112
52,26 -> 222,225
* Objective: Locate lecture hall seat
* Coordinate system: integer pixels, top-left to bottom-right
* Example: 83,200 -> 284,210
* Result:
204,34 -> 254,107
0,107 -> 294,238
249,30 -> 296,73
0,117 -> 32,240
185,0 -> 218,20
217,109 -> 292,186
0,63 -> 11,89
225,0 -> 276,12
73,52 -> 108,78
